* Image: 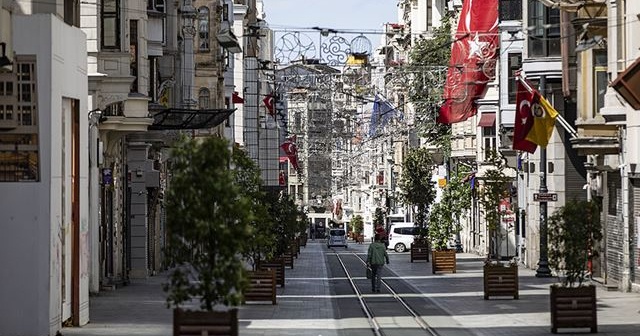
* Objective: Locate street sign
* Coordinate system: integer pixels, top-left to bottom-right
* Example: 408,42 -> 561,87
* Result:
533,193 -> 558,202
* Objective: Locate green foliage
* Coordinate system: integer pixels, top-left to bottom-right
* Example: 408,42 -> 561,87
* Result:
231,146 -> 276,266
398,147 -> 437,233
428,166 -> 473,250
268,194 -> 306,256
408,12 -> 453,155
478,151 -> 512,258
373,207 -> 386,227
548,200 -> 603,287
163,136 -> 253,311
350,215 -> 364,235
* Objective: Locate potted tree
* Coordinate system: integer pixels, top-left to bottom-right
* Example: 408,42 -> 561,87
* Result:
398,147 -> 437,263
548,199 -> 602,333
478,152 -> 519,299
163,136 -> 254,335
427,166 -> 472,273
350,215 -> 364,244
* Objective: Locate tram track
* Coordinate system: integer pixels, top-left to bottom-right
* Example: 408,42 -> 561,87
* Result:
331,248 -> 441,336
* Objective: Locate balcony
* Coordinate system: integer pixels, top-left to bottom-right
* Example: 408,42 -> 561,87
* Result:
570,122 -> 619,155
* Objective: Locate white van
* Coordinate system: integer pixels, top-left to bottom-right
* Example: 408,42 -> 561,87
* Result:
387,222 -> 416,253
327,228 -> 348,248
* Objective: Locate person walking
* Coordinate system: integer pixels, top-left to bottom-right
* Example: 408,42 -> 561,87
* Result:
366,234 -> 389,293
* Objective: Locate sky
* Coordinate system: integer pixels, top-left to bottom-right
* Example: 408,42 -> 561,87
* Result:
263,0 -> 399,64
264,0 -> 398,33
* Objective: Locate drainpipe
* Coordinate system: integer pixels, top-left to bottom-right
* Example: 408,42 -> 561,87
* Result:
620,126 -> 631,291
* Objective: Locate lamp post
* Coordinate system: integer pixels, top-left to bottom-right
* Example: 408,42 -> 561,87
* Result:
535,75 -> 552,277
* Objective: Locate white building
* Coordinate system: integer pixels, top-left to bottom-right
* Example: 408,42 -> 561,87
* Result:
0,5 -> 90,335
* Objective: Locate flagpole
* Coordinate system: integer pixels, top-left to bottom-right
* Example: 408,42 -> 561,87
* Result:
518,74 -> 578,139
535,76 -> 552,278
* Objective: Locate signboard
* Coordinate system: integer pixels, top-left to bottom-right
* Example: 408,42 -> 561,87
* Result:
102,168 -> 113,186
533,193 -> 558,202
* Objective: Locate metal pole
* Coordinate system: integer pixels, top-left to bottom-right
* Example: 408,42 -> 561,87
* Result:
536,76 -> 552,277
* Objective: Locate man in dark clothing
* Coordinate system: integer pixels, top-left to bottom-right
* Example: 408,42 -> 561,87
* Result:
366,234 -> 389,293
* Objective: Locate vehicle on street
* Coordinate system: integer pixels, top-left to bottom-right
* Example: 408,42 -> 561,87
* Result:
387,222 -> 416,253
327,228 -> 348,248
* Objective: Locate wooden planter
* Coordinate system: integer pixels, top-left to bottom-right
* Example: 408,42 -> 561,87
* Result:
243,269 -> 277,305
258,258 -> 285,287
173,308 -> 238,336
483,263 -> 519,299
550,285 -> 597,333
431,249 -> 456,274
282,251 -> 294,269
410,244 -> 430,262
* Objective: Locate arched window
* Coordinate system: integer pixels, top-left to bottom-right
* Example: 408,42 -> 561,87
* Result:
198,88 -> 210,109
198,6 -> 210,51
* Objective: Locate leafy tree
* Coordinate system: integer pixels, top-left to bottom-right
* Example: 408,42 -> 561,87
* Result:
373,207 -> 386,227
478,151 -> 512,258
350,215 -> 364,235
231,145 -> 275,268
408,12 -> 453,156
548,199 -> 602,287
428,166 -> 472,250
398,147 -> 437,242
269,193 -> 305,256
163,136 -> 253,311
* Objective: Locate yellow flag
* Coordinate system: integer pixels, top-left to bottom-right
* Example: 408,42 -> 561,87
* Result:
525,92 -> 558,147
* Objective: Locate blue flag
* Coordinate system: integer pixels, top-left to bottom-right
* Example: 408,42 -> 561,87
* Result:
369,94 -> 401,137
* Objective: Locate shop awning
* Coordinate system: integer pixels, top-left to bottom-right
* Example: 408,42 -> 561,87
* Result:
477,112 -> 496,127
148,106 -> 235,130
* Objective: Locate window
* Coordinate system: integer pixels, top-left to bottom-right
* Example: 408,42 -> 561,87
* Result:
508,53 -> 522,104
594,49 -> 607,115
130,20 -> 139,93
483,126 -> 496,161
528,1 -> 560,57
426,1 -> 432,28
64,0 -> 80,27
222,3 -> 230,22
101,0 -> 120,50
198,88 -> 210,109
500,0 -> 522,21
0,58 -> 39,182
198,7 -> 210,51
147,0 -> 164,11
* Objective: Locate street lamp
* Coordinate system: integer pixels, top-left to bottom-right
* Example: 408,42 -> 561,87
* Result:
535,76 -> 552,278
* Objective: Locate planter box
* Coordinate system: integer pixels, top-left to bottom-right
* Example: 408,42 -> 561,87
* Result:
483,263 -> 519,299
173,308 -> 238,336
432,249 -> 456,274
410,244 -> 430,262
244,269 -> 277,305
550,285 -> 597,334
258,258 -> 285,287
282,251 -> 294,269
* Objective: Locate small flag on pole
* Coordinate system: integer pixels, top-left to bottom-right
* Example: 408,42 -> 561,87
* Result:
513,77 -> 558,153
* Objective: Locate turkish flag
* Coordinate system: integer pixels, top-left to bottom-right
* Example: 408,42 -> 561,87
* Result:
280,136 -> 299,171
513,80 -> 537,153
232,91 -> 244,104
263,94 -> 274,116
438,0 -> 499,124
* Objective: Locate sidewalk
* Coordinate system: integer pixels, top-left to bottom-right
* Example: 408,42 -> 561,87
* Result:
62,241 -> 640,336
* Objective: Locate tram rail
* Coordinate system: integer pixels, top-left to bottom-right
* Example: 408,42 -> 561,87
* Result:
332,249 -> 441,336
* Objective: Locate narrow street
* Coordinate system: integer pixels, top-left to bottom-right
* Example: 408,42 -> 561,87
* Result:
63,240 -> 640,336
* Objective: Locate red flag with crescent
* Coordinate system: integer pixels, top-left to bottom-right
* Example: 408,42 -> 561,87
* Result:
280,136 -> 299,171
513,79 -> 537,153
438,0 -> 499,124
263,94 -> 275,117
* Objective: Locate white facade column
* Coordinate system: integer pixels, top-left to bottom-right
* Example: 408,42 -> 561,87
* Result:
181,0 -> 196,107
